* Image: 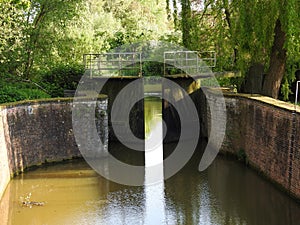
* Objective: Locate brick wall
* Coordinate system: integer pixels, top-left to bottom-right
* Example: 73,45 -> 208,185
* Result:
201,90 -> 300,200
0,97 -> 108,200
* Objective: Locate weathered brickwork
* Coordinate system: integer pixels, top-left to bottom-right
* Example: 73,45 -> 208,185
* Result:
0,97 -> 108,200
201,90 -> 300,200
5,101 -> 81,174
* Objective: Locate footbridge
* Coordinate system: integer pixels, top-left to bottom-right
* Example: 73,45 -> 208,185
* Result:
83,51 -> 216,78
80,51 -> 216,143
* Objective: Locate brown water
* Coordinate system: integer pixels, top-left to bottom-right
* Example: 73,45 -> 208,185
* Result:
1,97 -> 300,225
2,155 -> 300,225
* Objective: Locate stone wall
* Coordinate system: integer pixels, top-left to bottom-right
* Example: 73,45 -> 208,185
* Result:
0,97 -> 108,200
201,89 -> 300,200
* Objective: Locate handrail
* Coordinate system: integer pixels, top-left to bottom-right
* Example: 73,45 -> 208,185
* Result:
295,81 -> 300,110
163,51 -> 216,77
83,52 -> 142,78
83,51 -> 216,78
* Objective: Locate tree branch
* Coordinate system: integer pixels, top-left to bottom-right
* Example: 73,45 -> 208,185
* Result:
198,0 -> 212,22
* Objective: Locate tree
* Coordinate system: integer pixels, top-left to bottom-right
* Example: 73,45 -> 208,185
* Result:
181,0 -> 192,49
23,0 -> 85,79
0,0 -> 30,75
235,0 -> 300,99
1,0 -> 173,80
0,0 -> 85,78
261,19 -> 287,98
169,0 -> 238,71
173,0 -> 300,99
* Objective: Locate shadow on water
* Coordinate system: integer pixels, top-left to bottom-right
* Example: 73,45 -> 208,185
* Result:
163,151 -> 300,225
1,147 -> 300,224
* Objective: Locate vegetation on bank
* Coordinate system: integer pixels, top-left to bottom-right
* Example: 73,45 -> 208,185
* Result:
0,63 -> 84,103
0,74 -> 49,104
1,0 -> 300,103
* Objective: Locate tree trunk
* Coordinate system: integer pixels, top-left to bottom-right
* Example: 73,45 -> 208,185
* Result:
224,6 -> 238,66
181,0 -> 192,49
262,19 -> 287,99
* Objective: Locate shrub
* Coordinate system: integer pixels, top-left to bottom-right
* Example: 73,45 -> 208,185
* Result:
0,83 -> 50,104
142,61 -> 164,77
217,76 -> 243,89
40,63 -> 84,97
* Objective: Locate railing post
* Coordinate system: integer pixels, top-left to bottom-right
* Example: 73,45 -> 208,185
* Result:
139,52 -> 142,77
118,53 -> 121,77
295,81 -> 300,106
90,54 -> 93,78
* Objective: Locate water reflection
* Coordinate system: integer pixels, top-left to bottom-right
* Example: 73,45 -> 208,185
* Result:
163,157 -> 300,225
2,153 -> 300,224
144,97 -> 162,139
144,97 -> 166,224
207,158 -> 300,225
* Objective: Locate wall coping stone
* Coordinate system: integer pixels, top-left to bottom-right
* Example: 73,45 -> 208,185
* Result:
203,87 -> 300,114
0,94 -> 108,109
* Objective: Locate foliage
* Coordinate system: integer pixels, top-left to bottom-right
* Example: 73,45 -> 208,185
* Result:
217,76 -> 243,90
23,0 -> 86,78
237,148 -> 248,165
172,0 -> 300,99
0,0 -> 174,103
142,62 -> 164,77
169,0 -> 237,71
1,0 -> 173,79
3,0 -> 300,102
0,74 -> 50,104
0,87 -> 49,104
40,63 -> 85,97
0,0 -> 30,75
282,0 -> 300,99
234,0 -> 300,99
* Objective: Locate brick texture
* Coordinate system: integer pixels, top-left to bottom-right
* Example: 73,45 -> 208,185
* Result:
0,98 -> 108,176
201,90 -> 300,200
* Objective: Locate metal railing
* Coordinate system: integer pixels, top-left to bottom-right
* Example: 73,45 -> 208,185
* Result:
163,51 -> 216,76
295,81 -> 300,108
83,51 -> 216,78
83,53 -> 142,78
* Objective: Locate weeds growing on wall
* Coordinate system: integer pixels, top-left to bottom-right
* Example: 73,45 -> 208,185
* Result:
237,148 -> 249,165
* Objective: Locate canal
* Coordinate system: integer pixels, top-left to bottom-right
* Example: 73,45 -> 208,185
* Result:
1,97 -> 300,225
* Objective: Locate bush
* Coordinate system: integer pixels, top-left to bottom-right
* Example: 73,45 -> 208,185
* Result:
142,61 -> 164,77
217,76 -> 243,89
40,63 -> 84,97
0,83 -> 50,104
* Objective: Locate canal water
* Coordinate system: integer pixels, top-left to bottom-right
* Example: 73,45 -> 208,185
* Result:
1,97 -> 300,225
